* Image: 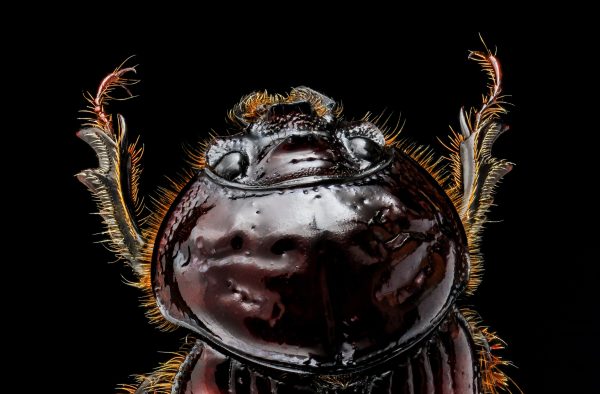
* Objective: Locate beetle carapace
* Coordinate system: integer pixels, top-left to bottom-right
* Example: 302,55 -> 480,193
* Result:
77,49 -> 516,393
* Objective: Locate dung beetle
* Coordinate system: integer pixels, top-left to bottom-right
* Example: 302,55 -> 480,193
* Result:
77,49 -> 516,393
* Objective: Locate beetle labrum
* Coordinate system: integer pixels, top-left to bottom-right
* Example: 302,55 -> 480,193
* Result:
77,49 -> 516,393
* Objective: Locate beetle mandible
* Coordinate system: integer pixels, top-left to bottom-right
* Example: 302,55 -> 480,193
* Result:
77,48 -> 516,393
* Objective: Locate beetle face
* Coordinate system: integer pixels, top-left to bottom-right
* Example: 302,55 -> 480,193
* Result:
205,95 -> 391,188
152,88 -> 469,374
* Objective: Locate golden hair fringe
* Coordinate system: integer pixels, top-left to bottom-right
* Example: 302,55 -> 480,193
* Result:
229,87 -> 343,125
133,170 -> 198,332
116,340 -> 196,394
462,308 -> 522,394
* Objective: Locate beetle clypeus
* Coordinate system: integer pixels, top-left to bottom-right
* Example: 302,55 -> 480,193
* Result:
77,48 -> 517,393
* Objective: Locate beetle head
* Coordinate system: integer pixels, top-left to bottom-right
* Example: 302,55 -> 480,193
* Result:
204,87 -> 392,189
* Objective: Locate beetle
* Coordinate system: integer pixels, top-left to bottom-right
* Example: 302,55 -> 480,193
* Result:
77,49 -> 516,393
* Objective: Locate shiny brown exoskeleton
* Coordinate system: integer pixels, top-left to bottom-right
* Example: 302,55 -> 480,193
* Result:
77,50 -> 516,393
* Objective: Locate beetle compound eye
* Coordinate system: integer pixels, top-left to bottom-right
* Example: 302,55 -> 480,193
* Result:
213,151 -> 248,180
348,137 -> 382,162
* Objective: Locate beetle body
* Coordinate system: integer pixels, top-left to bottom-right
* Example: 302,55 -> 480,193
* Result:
77,50 -> 515,393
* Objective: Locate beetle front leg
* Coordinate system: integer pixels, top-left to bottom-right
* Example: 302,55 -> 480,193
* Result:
77,63 -> 147,274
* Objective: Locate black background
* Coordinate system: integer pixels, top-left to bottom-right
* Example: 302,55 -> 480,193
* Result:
16,22 -> 596,393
